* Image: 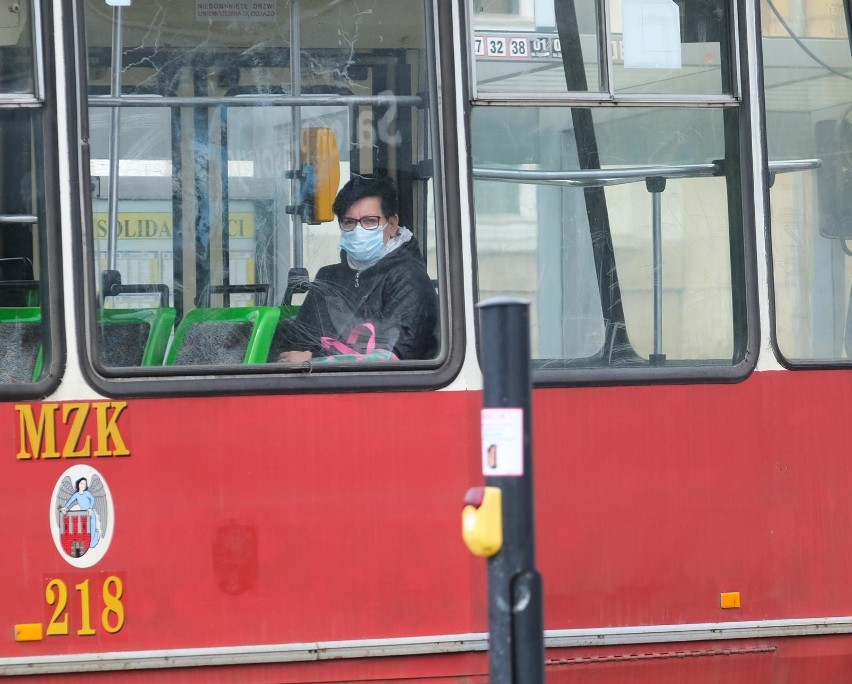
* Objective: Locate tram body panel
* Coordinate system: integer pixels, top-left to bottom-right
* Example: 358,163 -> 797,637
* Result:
6,369 -> 852,679
4,0 -> 852,680
6,391 -> 480,652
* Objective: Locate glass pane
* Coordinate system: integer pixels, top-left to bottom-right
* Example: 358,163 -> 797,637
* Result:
474,0 -> 523,15
85,1 -> 292,97
472,0 -> 733,97
611,0 -> 731,95
0,0 -> 34,94
473,0 -> 604,94
0,111 -> 47,384
85,0 -> 441,371
472,106 -> 741,368
762,0 -> 852,362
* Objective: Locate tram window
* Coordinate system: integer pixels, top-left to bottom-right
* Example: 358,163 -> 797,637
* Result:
0,3 -> 34,94
469,0 -> 752,379
471,0 -> 732,97
0,0 -> 55,391
761,0 -> 852,364
472,105 -> 744,370
81,0 -> 447,385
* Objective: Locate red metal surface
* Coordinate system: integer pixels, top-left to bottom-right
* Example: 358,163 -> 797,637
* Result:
4,368 -> 852,681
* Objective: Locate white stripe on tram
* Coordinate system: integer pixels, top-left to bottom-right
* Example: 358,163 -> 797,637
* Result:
3,617 -> 852,675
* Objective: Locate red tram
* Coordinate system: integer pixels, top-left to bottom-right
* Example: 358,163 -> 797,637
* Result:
3,0 -> 852,681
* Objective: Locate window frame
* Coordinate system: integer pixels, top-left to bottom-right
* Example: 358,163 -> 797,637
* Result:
0,0 -> 64,400
465,0 -> 760,387
762,0 -> 852,370
72,0 -> 466,398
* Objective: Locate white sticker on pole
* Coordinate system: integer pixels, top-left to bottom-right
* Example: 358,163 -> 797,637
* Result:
481,408 -> 524,477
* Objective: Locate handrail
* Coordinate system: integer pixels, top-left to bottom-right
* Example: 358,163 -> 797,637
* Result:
209,284 -> 271,307
472,158 -> 822,187
472,157 -> 823,364
103,283 -> 170,309
88,94 -> 425,108
0,214 -> 38,224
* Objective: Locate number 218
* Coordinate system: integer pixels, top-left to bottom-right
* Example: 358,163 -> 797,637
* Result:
45,575 -> 125,636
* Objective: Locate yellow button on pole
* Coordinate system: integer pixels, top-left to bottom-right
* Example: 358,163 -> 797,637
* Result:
14,623 -> 43,642
462,486 -> 503,557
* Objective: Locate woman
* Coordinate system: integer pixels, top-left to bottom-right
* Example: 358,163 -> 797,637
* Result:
278,175 -> 438,362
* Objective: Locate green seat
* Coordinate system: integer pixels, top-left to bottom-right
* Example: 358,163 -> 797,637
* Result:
165,306 -> 281,366
266,305 -> 302,362
0,307 -> 43,382
279,305 -> 300,321
98,308 -> 176,367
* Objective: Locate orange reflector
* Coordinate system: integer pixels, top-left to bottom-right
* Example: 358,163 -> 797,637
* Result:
14,623 -> 43,642
720,591 -> 741,609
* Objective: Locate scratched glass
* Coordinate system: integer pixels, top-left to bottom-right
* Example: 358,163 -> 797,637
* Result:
83,0 -> 442,372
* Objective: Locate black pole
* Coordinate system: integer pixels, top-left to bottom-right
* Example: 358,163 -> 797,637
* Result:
478,297 -> 544,684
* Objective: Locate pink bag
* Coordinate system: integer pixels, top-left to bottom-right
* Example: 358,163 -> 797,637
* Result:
314,323 -> 399,363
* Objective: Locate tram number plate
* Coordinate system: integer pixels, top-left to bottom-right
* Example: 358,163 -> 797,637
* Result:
43,573 -> 126,637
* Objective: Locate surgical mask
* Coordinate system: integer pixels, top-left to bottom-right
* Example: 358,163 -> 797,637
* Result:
339,224 -> 386,264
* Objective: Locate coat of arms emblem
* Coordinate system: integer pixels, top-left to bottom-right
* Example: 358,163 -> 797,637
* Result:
50,465 -> 114,568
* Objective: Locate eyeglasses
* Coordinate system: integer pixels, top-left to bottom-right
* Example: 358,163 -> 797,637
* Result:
339,215 -> 384,232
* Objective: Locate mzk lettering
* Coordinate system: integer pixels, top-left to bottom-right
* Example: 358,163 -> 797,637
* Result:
15,402 -> 130,460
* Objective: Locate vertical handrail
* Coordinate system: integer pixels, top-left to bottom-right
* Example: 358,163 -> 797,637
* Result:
290,0 -> 304,269
106,6 -> 124,273
646,176 -> 666,364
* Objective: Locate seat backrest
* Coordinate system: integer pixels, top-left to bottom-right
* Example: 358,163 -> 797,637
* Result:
265,305 -> 302,362
165,306 -> 281,366
0,307 -> 42,382
98,308 -> 177,367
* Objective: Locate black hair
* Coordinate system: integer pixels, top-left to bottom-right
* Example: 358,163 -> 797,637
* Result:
75,477 -> 88,491
332,174 -> 399,219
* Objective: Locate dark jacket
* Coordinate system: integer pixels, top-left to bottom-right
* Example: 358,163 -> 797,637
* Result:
279,237 -> 438,360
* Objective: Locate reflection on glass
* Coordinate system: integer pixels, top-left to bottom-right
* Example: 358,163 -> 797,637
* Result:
0,1 -> 34,95
473,0 -> 603,94
85,0 -> 440,370
611,0 -> 730,95
762,0 -> 852,362
472,106 -> 739,367
471,0 -> 731,97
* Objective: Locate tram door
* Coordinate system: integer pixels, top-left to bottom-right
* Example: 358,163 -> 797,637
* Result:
84,0 -> 436,369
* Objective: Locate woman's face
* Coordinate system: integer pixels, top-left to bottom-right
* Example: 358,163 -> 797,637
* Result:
344,196 -> 399,244
78,479 -> 88,492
